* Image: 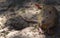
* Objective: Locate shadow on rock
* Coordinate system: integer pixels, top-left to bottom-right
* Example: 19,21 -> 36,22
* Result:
5,16 -> 29,30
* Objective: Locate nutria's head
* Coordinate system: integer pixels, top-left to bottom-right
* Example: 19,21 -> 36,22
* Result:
38,5 -> 57,30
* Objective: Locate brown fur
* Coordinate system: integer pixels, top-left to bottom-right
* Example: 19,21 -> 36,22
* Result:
38,5 -> 58,34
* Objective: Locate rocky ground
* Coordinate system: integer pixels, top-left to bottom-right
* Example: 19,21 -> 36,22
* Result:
0,0 -> 60,38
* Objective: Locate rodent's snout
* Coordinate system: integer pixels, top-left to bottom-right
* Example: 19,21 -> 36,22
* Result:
41,20 -> 46,24
39,19 -> 48,30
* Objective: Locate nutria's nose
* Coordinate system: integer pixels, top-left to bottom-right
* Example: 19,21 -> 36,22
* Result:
42,20 -> 45,24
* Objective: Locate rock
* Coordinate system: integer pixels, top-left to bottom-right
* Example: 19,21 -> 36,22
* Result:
0,36 -> 5,38
5,16 -> 29,30
17,2 -> 41,20
0,16 -> 7,29
44,0 -> 60,5
6,27 -> 45,38
54,6 -> 60,12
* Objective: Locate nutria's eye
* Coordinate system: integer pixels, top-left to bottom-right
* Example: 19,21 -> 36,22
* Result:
49,11 -> 52,14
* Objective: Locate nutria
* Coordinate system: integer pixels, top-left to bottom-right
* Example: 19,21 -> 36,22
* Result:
37,5 -> 58,34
